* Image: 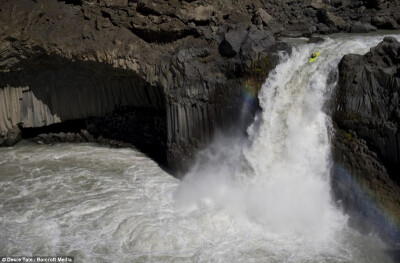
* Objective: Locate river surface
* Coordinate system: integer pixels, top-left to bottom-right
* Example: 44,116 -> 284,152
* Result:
1,33 -> 400,262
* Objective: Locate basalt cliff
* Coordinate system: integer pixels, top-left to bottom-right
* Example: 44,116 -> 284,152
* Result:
331,37 -> 400,243
1,0 -> 400,176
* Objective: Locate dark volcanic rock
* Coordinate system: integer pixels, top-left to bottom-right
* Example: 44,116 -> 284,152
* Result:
308,36 -> 324,44
333,37 -> 400,179
371,16 -> 399,29
0,0 -> 400,174
219,27 -> 249,58
4,126 -> 21,147
33,131 -> 134,148
331,37 -> 400,242
349,22 -> 377,33
0,0 -> 279,174
316,23 -> 333,35
317,9 -> 346,31
331,128 -> 400,242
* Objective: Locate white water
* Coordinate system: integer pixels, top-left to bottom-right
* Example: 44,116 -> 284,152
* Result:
1,33 -> 400,262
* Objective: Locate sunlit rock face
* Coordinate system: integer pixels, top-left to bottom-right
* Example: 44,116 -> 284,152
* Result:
331,37 -> 400,243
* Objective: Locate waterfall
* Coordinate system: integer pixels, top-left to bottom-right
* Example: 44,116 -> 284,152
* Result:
175,34 -> 400,255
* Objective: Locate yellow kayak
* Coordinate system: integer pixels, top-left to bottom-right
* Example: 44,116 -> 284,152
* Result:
308,52 -> 319,63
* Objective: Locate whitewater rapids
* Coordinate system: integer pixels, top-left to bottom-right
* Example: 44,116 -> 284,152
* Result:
1,33 -> 400,263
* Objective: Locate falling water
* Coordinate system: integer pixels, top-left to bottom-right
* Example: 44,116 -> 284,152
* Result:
1,33 -> 400,262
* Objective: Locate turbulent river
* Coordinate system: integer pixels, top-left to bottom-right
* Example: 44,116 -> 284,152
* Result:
1,33 -> 400,263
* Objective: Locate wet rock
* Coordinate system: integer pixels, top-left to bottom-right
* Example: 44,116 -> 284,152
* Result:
308,36 -> 324,43
81,129 -> 95,142
350,22 -> 377,33
316,23 -> 332,34
280,31 -> 304,38
4,126 -> 21,146
66,132 -> 76,142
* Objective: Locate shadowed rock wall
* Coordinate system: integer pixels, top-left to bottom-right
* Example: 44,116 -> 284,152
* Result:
0,55 -> 165,136
331,37 -> 400,243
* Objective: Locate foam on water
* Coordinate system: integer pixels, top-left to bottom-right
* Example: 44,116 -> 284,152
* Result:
1,33 -> 400,263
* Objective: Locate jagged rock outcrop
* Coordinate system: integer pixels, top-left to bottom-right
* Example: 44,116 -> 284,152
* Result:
331,37 -> 400,243
0,0 -> 399,173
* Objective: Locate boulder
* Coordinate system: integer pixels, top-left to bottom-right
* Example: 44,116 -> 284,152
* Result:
252,8 -> 283,34
350,22 -> 377,33
176,5 -> 214,23
81,129 -> 95,142
317,23 -> 332,34
219,28 -> 248,58
4,126 -> 21,146
317,9 -> 346,30
241,26 -> 275,56
256,8 -> 274,25
308,36 -> 324,43
371,16 -> 398,29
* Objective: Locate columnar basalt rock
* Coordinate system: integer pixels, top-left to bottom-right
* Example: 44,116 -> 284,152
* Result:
331,37 -> 400,243
0,0 -> 399,173
0,0 -> 281,173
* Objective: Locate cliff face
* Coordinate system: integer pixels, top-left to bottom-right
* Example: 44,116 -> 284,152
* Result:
331,37 -> 400,243
0,0 -> 400,173
0,0 -> 281,173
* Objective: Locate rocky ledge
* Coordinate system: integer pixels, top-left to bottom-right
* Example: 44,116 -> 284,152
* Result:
331,37 -> 400,243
